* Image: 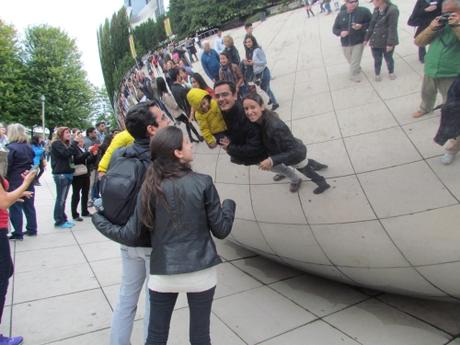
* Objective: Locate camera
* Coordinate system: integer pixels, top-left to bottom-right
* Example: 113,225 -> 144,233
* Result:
439,12 -> 452,25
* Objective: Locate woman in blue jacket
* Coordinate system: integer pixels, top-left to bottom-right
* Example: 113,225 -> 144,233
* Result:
31,135 -> 45,186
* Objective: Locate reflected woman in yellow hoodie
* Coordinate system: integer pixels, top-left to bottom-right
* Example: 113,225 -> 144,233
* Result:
187,88 -> 227,148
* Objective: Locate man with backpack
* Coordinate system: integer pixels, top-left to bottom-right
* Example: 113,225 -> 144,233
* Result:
93,100 -> 170,345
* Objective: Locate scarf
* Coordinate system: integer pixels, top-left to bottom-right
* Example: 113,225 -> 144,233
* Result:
220,64 -> 236,84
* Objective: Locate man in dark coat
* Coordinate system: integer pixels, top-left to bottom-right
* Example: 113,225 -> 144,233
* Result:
214,80 -> 267,165
333,0 -> 372,82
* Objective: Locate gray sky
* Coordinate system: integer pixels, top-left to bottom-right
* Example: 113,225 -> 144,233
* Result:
1,0 -> 170,87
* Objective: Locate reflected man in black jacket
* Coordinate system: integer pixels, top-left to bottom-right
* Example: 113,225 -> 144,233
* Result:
214,80 -> 267,165
333,0 -> 372,82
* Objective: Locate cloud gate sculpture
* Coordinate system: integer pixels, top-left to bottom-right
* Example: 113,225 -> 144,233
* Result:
113,1 -> 460,302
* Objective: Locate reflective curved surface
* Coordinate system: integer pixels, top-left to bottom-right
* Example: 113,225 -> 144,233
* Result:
190,0 -> 460,301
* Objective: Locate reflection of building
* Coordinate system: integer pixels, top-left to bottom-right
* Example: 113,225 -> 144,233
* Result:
123,0 -> 165,27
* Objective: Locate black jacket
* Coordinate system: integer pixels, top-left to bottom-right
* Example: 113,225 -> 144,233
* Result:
92,139 -> 152,247
258,111 -> 306,167
6,142 -> 34,187
95,171 -> 236,275
224,46 -> 241,65
434,76 -> 460,146
222,102 -> 267,165
148,172 -> 235,275
365,4 -> 400,48
170,83 -> 191,115
408,0 -> 442,35
51,141 -> 74,174
71,142 -> 95,177
333,6 -> 372,46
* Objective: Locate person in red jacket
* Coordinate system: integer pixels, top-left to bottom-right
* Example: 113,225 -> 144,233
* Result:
0,169 -> 36,345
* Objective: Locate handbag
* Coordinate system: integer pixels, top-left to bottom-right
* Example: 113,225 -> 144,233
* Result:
73,164 -> 88,176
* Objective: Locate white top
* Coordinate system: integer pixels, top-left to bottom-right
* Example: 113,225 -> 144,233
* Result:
214,37 -> 225,54
148,266 -> 218,293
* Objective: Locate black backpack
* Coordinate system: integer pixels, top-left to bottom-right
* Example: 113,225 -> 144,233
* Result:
100,145 -> 150,225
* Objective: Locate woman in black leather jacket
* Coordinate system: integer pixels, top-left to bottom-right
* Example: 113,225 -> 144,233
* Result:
141,126 -> 235,345
70,134 -> 96,221
94,126 -> 236,345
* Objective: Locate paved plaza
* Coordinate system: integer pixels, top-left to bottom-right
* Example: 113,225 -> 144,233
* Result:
3,1 -> 460,344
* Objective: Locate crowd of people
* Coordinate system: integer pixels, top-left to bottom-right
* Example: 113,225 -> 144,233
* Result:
1,0 -> 460,344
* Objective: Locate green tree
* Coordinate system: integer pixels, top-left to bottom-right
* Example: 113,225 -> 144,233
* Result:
90,85 -> 117,129
0,20 -> 28,124
23,25 -> 94,131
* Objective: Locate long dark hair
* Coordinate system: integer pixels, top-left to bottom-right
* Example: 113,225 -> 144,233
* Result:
242,92 -> 279,119
140,126 -> 192,228
191,72 -> 210,90
156,77 -> 168,95
244,35 -> 259,60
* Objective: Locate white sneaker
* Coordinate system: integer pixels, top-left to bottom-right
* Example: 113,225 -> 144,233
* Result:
350,74 -> 361,83
441,152 -> 455,165
375,75 -> 382,82
389,73 -> 397,80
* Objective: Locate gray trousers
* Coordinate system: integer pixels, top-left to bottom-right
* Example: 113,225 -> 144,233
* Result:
420,75 -> 456,113
272,164 -> 300,183
342,43 -> 364,76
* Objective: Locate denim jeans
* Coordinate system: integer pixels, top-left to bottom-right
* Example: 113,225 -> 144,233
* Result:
371,47 -> 395,75
0,230 -> 13,325
260,67 -> 278,105
9,184 -> 37,236
53,174 -> 73,226
110,246 -> 151,345
146,286 -> 216,345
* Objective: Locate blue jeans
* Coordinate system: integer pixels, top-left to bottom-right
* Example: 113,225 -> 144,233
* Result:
53,174 -> 73,226
371,48 -> 395,75
9,184 -> 37,236
146,286 -> 216,345
260,68 -> 278,105
111,246 -> 151,345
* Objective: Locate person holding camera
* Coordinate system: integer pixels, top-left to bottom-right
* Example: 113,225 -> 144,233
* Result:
412,0 -> 460,164
408,0 -> 442,63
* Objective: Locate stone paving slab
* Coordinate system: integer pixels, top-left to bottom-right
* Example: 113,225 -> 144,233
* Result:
3,2 -> 460,344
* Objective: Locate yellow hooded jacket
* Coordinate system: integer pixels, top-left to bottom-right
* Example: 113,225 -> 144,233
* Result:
186,88 -> 227,145
98,130 -> 134,173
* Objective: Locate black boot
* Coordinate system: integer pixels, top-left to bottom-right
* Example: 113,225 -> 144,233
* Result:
297,164 -> 330,195
313,179 -> 330,194
308,159 -> 328,171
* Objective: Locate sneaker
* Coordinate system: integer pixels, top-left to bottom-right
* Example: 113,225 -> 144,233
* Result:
441,152 -> 455,165
272,174 -> 286,182
375,75 -> 382,82
389,73 -> 397,80
24,231 -> 37,237
56,222 -> 74,229
313,181 -> 331,194
73,217 -> 84,222
271,103 -> 280,111
67,220 -> 75,225
0,334 -> 24,345
289,179 -> 302,193
8,234 -> 23,241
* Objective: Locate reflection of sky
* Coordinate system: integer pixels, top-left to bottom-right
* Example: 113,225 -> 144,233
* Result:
1,0 -> 170,86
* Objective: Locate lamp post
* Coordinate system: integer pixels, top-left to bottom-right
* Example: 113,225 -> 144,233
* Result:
40,95 -> 45,140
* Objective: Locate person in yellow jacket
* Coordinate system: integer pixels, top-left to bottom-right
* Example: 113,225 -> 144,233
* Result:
186,88 -> 227,148
97,129 -> 134,176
